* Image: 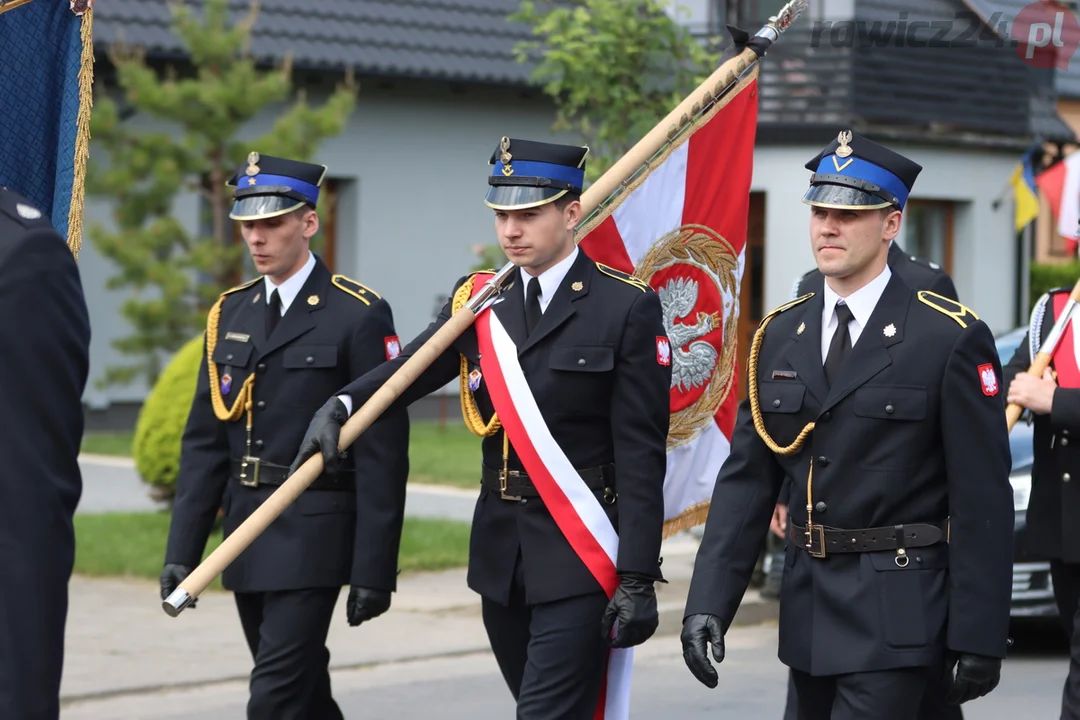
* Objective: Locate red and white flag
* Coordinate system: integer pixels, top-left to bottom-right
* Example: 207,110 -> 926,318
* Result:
1035,149 -> 1080,257
579,71 -> 759,536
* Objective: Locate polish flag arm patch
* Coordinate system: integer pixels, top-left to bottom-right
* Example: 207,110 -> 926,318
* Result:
978,363 -> 999,396
384,336 -> 402,360
656,336 -> 671,366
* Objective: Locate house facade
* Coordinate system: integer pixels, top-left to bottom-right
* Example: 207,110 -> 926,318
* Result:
82,0 -> 1075,422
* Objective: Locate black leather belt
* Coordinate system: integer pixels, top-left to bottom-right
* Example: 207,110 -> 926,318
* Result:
789,520 -> 949,563
230,459 -> 355,492
480,463 -> 616,502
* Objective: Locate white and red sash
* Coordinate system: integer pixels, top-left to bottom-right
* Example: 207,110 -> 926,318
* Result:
469,275 -> 633,720
1052,292 -> 1080,388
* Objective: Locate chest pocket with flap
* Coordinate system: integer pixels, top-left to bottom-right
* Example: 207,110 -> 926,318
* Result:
549,345 -> 614,373
854,385 -> 926,421
283,345 -> 338,369
211,340 -> 253,368
758,380 -> 806,414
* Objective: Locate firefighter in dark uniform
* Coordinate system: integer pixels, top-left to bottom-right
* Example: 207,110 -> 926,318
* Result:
1004,287 -> 1080,719
0,188 -> 90,720
775,245 -> 964,720
289,138 -> 671,718
680,131 -> 1014,719
159,154 -> 410,720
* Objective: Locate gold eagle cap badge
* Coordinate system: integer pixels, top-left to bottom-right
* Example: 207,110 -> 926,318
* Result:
500,136 -> 514,176
835,130 -> 854,158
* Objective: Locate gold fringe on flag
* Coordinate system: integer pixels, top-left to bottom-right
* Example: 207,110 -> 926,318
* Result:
67,7 -> 94,259
662,500 -> 711,539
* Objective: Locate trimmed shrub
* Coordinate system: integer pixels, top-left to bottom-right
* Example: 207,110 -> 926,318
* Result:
1030,262 -> 1080,316
133,334 -> 204,504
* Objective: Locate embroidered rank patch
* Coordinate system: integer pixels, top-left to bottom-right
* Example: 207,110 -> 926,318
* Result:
656,336 -> 671,366
978,363 -> 999,396
385,336 -> 402,360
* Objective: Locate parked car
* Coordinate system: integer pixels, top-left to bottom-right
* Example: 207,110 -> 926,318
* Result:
760,325 -> 1058,619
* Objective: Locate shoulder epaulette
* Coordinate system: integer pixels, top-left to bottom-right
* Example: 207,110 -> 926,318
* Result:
909,255 -> 942,271
595,262 -> 649,292
0,190 -> 49,229
917,290 -> 979,328
219,277 -> 260,298
332,274 -> 382,306
761,293 -> 814,326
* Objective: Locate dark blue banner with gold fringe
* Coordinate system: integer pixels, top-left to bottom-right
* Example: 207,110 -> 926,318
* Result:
0,0 -> 94,257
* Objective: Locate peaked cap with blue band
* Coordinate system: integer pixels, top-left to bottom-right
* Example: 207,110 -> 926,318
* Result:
802,131 -> 922,211
485,137 -> 588,211
227,152 -> 327,221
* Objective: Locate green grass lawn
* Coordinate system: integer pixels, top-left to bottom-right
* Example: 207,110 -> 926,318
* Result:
74,511 -> 471,587
80,430 -> 136,457
80,420 -> 482,489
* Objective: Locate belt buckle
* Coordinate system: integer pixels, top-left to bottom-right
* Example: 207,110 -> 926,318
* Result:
805,523 -> 826,559
499,469 -> 522,501
239,456 -> 261,487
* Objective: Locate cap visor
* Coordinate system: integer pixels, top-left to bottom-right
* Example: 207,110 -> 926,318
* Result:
801,184 -> 894,211
484,186 -> 567,211
230,196 -> 306,221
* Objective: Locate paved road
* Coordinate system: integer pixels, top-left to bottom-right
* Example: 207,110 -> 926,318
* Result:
60,622 -> 1070,719
76,455 -> 478,521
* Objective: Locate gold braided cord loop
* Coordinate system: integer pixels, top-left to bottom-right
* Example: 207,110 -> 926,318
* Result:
205,294 -> 254,423
67,8 -> 95,259
452,274 -> 501,438
747,311 -> 815,455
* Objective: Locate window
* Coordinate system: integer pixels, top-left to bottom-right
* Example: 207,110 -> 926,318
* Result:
900,200 -> 955,275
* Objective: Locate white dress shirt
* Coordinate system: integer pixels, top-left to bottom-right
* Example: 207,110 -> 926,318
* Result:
820,265 -> 892,362
263,251 -> 316,316
520,246 -> 579,314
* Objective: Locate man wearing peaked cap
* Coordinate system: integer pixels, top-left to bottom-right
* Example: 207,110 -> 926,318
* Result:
161,152 -> 410,720
773,129 -> 967,720
682,130 -> 1014,719
778,133 -> 963,720
291,136 -> 672,718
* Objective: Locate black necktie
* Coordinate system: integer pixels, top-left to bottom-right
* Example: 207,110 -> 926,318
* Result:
824,302 -> 854,387
525,277 -> 542,336
266,289 -> 281,337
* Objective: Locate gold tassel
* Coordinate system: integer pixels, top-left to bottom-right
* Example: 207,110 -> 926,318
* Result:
67,8 -> 95,260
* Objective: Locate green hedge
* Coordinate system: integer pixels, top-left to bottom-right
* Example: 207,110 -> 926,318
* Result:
133,334 -> 204,504
1030,262 -> 1080,317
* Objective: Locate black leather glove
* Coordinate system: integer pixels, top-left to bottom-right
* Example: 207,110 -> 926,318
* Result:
289,397 -> 349,477
159,563 -> 196,607
681,613 -> 725,688
346,586 -> 392,627
944,652 -> 1002,705
599,573 -> 659,648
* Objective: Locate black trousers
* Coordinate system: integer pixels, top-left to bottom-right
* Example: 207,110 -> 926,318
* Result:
234,588 -> 344,720
789,667 -> 930,720
784,666 -> 961,720
1051,560 -> 1080,720
480,554 -> 611,719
